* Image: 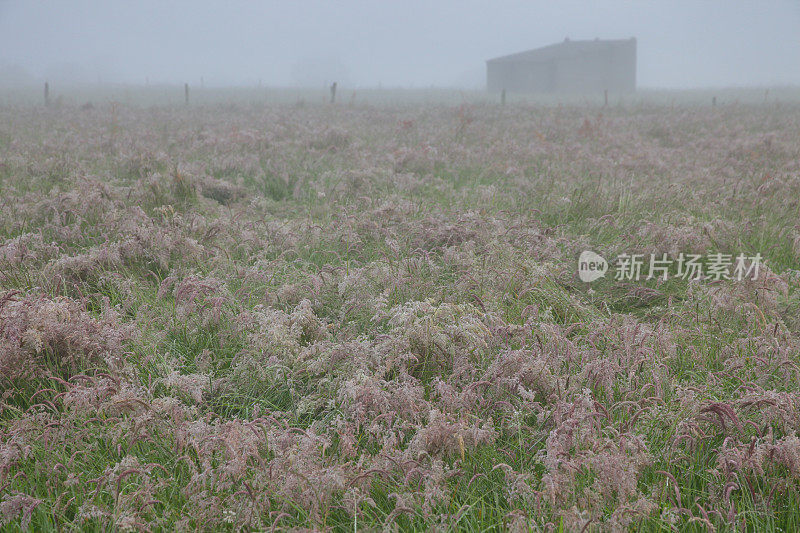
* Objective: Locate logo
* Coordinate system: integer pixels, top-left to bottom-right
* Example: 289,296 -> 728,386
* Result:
577,251 -> 762,283
578,250 -> 608,282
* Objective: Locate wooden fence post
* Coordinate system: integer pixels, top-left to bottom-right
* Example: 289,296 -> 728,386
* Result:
330,82 -> 337,104
185,83 -> 189,105
44,82 -> 50,107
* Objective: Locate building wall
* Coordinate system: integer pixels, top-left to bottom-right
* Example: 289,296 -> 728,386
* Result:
608,38 -> 636,92
553,52 -> 609,92
487,61 -> 553,93
487,39 -> 636,94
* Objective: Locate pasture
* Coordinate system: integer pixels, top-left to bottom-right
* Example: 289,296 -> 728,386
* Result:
1,92 -> 800,530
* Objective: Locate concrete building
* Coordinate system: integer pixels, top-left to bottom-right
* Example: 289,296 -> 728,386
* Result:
486,38 -> 636,94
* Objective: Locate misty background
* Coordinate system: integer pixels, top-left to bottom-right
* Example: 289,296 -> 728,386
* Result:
0,0 -> 798,90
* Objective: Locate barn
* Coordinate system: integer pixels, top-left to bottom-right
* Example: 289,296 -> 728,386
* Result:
486,37 -> 636,94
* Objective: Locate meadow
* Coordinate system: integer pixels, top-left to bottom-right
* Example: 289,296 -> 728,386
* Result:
1,91 -> 800,531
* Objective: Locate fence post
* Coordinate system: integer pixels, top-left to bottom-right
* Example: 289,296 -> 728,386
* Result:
604,89 -> 608,107
330,82 -> 337,104
501,88 -> 506,106
44,81 -> 50,107
185,83 -> 189,105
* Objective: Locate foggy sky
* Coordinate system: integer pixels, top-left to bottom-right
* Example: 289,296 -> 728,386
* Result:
1,0 -> 798,89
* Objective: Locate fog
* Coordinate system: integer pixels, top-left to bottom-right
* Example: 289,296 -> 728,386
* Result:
0,0 -> 798,89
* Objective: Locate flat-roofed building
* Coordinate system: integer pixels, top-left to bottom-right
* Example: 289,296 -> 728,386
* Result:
486,37 -> 636,94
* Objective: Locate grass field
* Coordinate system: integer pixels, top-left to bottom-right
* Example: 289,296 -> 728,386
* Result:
2,92 -> 800,531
